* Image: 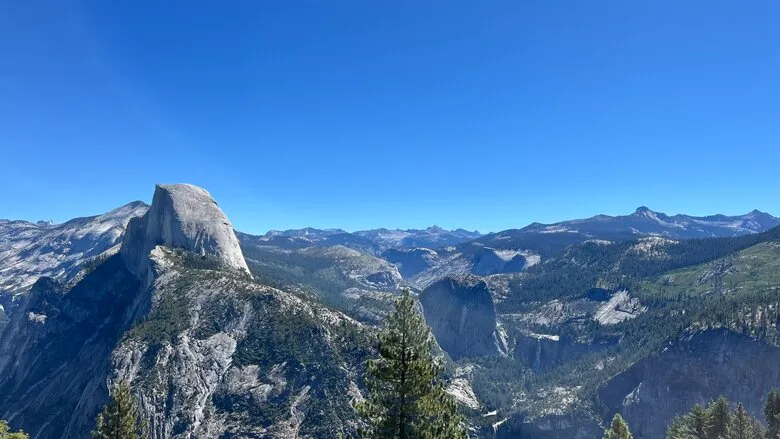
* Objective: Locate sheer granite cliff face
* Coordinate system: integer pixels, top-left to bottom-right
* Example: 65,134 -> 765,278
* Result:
514,333 -> 617,372
494,329 -> 780,439
0,256 -> 143,438
120,184 -> 249,283
599,329 -> 780,438
419,275 -> 505,359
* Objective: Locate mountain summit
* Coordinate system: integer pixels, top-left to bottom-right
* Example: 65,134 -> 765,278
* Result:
120,184 -> 250,281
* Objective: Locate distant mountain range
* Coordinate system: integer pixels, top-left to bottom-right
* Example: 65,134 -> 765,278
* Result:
239,225 -> 482,254
2,205 -> 778,298
476,206 -> 780,254
2,186 -> 780,439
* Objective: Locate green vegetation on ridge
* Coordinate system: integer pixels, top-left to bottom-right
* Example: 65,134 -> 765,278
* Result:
468,228 -> 780,428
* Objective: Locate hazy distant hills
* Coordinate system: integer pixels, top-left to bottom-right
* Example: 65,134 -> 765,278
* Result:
240,225 -> 482,254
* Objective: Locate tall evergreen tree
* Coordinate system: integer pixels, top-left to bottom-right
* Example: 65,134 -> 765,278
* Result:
92,382 -> 147,439
0,421 -> 28,439
690,404 -> 712,439
766,390 -> 780,439
603,413 -> 633,439
708,396 -> 732,439
728,403 -> 760,439
358,289 -> 467,439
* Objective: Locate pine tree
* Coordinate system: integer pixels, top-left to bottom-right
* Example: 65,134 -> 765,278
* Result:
358,289 -> 467,439
766,390 -> 780,439
603,413 -> 633,439
0,421 -> 28,439
666,414 -> 696,439
690,404 -> 712,439
708,396 -> 732,439
92,382 -> 147,439
727,403 -> 759,439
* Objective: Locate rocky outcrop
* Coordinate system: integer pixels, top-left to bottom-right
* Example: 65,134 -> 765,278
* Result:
108,252 -> 368,438
593,290 -> 645,325
120,184 -> 249,282
470,248 -> 507,276
419,275 -> 505,359
599,329 -> 780,438
364,270 -> 400,289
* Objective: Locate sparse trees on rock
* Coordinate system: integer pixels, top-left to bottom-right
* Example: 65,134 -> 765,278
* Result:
358,289 -> 467,439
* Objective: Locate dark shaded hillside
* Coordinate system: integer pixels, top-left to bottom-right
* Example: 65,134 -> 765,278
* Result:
0,255 -> 142,437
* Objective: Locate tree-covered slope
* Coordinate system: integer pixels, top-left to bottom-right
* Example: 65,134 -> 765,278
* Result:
464,227 -> 780,438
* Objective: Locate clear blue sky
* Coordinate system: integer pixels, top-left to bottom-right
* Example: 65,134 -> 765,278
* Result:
2,1 -> 779,233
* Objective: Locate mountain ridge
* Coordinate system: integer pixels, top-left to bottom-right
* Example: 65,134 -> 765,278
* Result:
2,186 -> 780,438
0,201 -> 149,295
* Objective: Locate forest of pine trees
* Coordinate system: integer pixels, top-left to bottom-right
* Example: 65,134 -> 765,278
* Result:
606,390 -> 780,439
663,393 -> 779,439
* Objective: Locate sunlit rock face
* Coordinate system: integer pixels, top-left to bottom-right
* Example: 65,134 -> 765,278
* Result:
121,184 -> 250,282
